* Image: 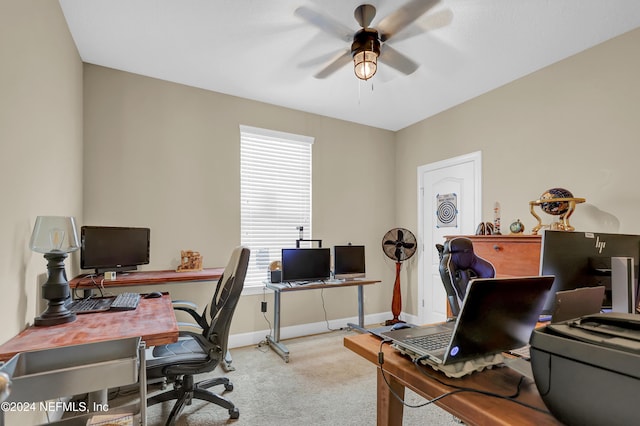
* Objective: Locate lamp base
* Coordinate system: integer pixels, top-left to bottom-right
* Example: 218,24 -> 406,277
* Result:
34,307 -> 76,326
34,251 -> 77,326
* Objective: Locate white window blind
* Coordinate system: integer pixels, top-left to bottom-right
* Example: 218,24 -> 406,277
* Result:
240,125 -> 314,288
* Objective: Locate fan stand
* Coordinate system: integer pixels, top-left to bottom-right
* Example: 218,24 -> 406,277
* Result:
385,261 -> 405,325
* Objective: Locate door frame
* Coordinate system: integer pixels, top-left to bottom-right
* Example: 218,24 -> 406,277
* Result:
417,151 -> 482,323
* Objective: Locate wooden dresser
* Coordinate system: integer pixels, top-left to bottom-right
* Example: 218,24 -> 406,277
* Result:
445,235 -> 542,277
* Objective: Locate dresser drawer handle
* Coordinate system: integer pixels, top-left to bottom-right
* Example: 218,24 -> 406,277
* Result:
493,245 -> 502,251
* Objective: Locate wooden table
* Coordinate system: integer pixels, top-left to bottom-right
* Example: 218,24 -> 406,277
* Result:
0,293 -> 178,362
344,333 -> 561,426
265,279 -> 380,362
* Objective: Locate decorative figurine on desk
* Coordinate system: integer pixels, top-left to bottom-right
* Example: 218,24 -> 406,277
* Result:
475,221 -> 494,235
509,219 -> 525,234
529,188 -> 585,235
493,201 -> 502,235
177,250 -> 203,272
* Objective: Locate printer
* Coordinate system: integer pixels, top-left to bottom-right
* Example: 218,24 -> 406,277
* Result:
530,313 -> 640,426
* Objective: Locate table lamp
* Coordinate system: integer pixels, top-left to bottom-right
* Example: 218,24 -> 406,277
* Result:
29,216 -> 80,326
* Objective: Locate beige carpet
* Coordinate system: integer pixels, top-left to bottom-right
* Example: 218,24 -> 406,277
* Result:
141,329 -> 461,426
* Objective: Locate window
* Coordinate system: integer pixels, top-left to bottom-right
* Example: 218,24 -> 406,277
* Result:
240,125 -> 314,289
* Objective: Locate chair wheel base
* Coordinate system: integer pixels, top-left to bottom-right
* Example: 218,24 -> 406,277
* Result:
230,407 -> 240,419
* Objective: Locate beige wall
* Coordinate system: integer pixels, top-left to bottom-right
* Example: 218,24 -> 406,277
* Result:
3,0 -> 640,346
0,0 -> 83,343
82,65 -> 397,334
396,28 -> 640,315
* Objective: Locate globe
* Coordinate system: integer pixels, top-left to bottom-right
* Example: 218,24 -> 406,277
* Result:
539,188 -> 574,216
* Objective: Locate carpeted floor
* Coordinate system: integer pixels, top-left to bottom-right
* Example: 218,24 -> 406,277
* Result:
139,329 -> 461,425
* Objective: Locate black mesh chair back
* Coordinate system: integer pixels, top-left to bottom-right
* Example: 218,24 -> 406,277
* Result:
146,246 -> 250,424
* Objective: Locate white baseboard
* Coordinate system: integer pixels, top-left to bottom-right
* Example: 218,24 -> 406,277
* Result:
228,311 -> 419,349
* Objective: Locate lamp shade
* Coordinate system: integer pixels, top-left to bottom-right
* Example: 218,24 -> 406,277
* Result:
29,216 -> 80,254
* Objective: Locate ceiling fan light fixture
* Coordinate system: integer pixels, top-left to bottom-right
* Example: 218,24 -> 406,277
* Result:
353,49 -> 378,80
351,28 -> 380,81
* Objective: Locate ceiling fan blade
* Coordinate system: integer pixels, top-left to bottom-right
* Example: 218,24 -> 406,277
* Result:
294,6 -> 353,42
377,0 -> 440,42
378,44 -> 419,75
386,8 -> 453,43
313,50 -> 352,79
354,4 -> 376,28
298,48 -> 348,69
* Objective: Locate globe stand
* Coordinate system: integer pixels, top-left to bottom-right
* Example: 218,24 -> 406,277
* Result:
529,197 -> 585,235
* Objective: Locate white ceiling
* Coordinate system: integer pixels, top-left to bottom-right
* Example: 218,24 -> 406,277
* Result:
59,0 -> 640,131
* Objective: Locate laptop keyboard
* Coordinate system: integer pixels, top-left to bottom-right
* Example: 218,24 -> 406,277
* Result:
67,292 -> 141,314
405,331 -> 452,351
67,297 -> 113,314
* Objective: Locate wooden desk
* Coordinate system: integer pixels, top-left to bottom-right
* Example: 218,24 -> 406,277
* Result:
265,279 -> 380,362
70,267 -> 224,289
0,294 -> 178,362
344,333 -> 561,426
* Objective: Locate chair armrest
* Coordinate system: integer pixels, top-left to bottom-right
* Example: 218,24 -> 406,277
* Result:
176,322 -> 204,333
171,300 -> 198,310
172,300 -> 209,330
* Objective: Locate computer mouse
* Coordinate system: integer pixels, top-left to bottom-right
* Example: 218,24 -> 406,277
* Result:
144,291 -> 163,299
391,323 -> 411,330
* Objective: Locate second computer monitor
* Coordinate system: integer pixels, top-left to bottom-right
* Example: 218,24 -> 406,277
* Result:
281,248 -> 331,282
334,245 -> 365,280
539,230 -> 640,315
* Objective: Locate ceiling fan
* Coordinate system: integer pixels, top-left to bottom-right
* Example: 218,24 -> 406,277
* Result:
294,0 -> 450,80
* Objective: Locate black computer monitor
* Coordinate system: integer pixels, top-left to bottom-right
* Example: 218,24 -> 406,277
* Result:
281,248 -> 330,282
334,245 -> 365,280
81,226 -> 150,274
539,230 -> 640,315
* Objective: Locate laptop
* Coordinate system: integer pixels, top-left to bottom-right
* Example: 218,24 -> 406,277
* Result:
551,285 -> 605,323
381,276 -> 554,366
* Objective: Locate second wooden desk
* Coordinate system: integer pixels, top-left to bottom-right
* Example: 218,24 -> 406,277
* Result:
265,279 -> 380,362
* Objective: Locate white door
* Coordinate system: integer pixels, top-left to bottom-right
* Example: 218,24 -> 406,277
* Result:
418,152 -> 482,324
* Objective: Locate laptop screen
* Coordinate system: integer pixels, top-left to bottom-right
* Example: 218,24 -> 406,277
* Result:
446,276 -> 554,363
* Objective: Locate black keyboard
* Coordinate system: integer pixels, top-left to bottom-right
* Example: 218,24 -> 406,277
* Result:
110,292 -> 141,311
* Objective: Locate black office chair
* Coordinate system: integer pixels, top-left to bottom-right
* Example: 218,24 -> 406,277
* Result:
436,237 -> 495,317
146,246 -> 250,425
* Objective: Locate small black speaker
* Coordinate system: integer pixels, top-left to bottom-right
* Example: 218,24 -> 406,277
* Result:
270,270 -> 282,283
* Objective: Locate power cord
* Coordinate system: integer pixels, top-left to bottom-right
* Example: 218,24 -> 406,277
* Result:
320,288 -> 341,332
377,340 -> 463,408
72,274 -> 106,299
257,288 -> 273,352
413,354 -> 552,414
